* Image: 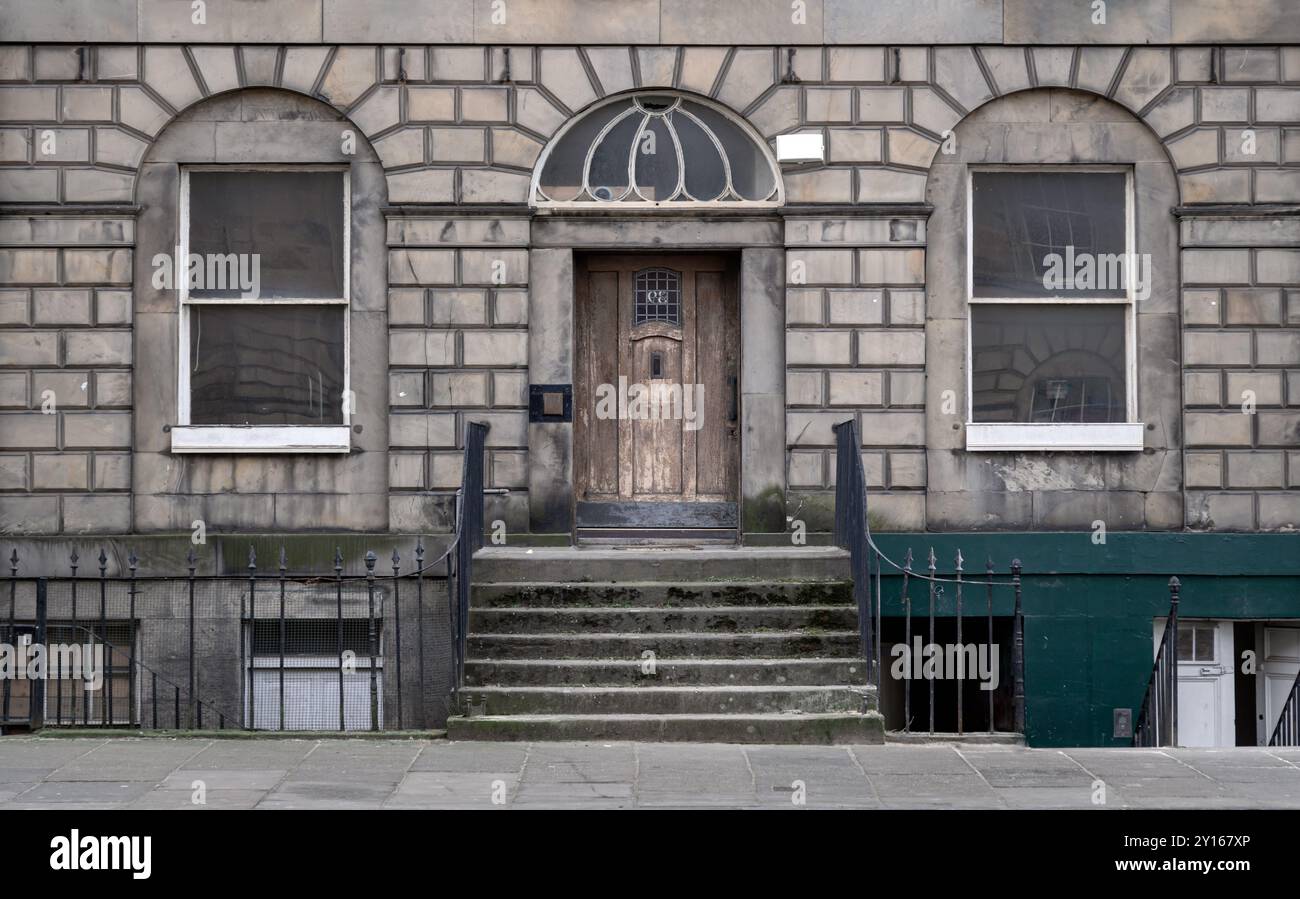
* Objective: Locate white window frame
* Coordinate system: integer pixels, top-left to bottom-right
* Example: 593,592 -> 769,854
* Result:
964,164 -> 1145,453
172,164 -> 352,454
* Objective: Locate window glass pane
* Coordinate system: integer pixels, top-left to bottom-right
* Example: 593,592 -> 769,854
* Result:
634,268 -> 681,325
972,171 -> 1126,298
189,305 -> 345,425
633,117 -> 680,201
683,102 -> 775,201
538,100 -> 632,201
1193,625 -> 1216,662
970,304 -> 1126,423
672,111 -> 727,201
586,112 -> 641,201
189,170 -> 345,299
1177,625 -> 1195,661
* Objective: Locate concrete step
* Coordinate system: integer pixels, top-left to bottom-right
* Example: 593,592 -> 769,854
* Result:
467,631 -> 863,660
472,547 -> 850,583
469,605 -> 858,634
472,580 -> 852,608
464,657 -> 870,687
459,684 -> 875,716
446,711 -> 886,743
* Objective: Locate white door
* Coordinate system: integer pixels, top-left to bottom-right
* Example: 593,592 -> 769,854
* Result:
1155,619 -> 1234,747
1260,625 -> 1300,745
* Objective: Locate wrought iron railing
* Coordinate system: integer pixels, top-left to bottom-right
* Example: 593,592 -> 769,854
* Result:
1,420 -> 491,733
832,418 -> 1025,736
451,419 -> 490,694
1268,666 -> 1300,747
1133,577 -> 1180,747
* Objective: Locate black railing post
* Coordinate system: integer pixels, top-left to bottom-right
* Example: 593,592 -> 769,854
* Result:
31,578 -> 47,730
902,548 -> 913,733
365,550 -> 379,732
1168,576 -> 1180,748
1012,559 -> 1025,736
5,549 -> 18,724
335,547 -> 345,732
416,539 -> 426,729
392,549 -> 402,731
927,548 -> 937,735
874,541 -> 882,695
127,550 -> 137,726
186,548 -> 196,728
955,549 -> 964,736
71,550 -> 82,725
98,549 -> 108,726
278,547 -> 287,732
245,546 -> 256,730
986,558 -> 995,733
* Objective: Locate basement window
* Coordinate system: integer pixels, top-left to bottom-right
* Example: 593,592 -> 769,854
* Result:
245,619 -> 383,731
171,167 -> 352,454
964,168 -> 1144,452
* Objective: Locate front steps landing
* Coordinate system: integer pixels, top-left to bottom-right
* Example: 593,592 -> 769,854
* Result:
446,547 -> 884,744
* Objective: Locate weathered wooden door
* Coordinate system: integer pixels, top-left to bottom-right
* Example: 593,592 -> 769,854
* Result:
575,253 -> 739,533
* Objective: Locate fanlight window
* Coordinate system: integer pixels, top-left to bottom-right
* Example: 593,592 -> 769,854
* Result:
533,93 -> 782,207
634,268 -> 681,325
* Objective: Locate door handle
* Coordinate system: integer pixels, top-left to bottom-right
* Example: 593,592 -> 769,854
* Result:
727,375 -> 738,424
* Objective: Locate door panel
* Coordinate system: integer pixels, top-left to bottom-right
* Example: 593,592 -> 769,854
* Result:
694,269 -> 737,498
577,269 -> 620,498
1262,625 -> 1300,744
575,253 -> 738,529
1156,619 -> 1234,748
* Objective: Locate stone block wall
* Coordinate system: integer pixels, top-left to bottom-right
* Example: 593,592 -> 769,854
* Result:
386,216 -> 531,533
0,216 -> 134,534
1182,217 -> 1300,530
784,217 -> 928,530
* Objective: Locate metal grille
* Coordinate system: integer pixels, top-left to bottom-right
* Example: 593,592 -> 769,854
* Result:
633,268 -> 681,325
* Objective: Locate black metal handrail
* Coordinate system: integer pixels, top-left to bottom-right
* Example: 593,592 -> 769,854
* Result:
1268,665 -> 1300,746
833,418 -> 1025,736
451,420 -> 490,695
1133,577 -> 1180,747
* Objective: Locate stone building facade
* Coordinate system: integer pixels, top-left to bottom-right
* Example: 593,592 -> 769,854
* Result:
1,0 -> 1299,748
2,1 -> 1298,542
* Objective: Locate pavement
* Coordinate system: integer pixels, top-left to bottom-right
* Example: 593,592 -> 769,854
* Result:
2,737 -> 1300,809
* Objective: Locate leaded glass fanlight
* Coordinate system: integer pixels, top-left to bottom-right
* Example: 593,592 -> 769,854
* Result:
532,92 -> 783,208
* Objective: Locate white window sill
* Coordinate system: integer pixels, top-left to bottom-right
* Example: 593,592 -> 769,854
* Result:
170,426 -> 351,454
965,422 -> 1145,452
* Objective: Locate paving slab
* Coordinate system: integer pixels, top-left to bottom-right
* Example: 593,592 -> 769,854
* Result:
16,780 -> 158,803
385,771 -> 520,808
521,743 -> 637,783
161,769 -> 288,791
411,742 -> 529,772
0,738 -> 1297,809
130,789 -> 266,810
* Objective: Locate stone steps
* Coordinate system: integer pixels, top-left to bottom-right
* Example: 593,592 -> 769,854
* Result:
448,547 -> 881,744
458,685 -> 873,716
466,631 -> 865,659
471,547 -> 850,583
464,657 -> 868,687
446,713 -> 884,743
473,580 -> 852,608
469,605 -> 859,633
